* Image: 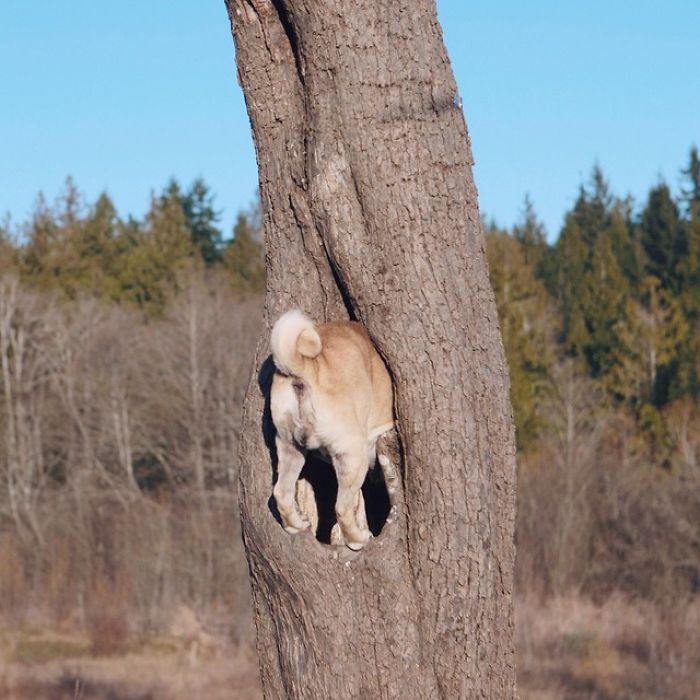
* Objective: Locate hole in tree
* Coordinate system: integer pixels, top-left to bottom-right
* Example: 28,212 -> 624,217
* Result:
260,355 -> 392,548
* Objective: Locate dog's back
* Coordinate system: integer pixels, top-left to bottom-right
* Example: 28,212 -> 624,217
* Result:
315,321 -> 393,439
270,311 -> 393,442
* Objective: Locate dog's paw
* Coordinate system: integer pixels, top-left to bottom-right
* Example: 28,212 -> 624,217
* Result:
284,519 -> 310,535
345,529 -> 372,551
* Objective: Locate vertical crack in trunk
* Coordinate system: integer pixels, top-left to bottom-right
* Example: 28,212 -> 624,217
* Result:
269,0 -> 305,89
318,221 -> 359,322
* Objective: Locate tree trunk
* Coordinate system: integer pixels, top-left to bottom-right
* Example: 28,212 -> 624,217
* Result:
225,1 -> 517,697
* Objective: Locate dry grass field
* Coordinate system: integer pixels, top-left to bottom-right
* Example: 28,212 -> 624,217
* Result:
3,595 -> 699,700
517,596 -> 700,700
0,611 -> 262,700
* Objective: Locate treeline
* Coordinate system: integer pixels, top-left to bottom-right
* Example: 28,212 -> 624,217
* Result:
0,177 -> 265,309
487,147 -> 700,456
486,147 -> 700,601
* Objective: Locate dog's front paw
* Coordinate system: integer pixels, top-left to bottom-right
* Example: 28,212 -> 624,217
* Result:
345,528 -> 372,551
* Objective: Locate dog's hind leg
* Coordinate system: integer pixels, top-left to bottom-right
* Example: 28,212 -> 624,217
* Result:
333,437 -> 372,550
273,437 -> 309,534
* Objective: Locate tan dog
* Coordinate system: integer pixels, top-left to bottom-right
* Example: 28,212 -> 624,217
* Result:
269,310 -> 393,550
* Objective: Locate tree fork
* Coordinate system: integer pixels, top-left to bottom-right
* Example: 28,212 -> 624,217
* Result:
226,1 -> 517,697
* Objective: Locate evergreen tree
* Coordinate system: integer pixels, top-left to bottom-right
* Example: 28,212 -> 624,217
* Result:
51,178 -> 89,298
673,148 -> 700,398
57,176 -> 84,228
18,179 -> 93,295
609,276 -> 687,406
77,193 -> 122,299
607,201 -> 640,288
161,178 -> 223,265
0,217 -> 17,274
119,192 -> 196,310
18,182 -> 123,300
22,192 -> 59,283
547,169 -> 611,298
57,190 -> 121,300
550,213 -> 590,354
512,194 -> 547,269
182,178 -> 223,265
638,182 -> 684,292
571,165 -> 613,248
485,226 -> 550,450
581,231 -> 633,378
82,193 -> 117,259
224,212 -> 265,294
151,190 -> 196,262
680,146 -> 700,211
677,148 -> 700,310
550,167 -> 636,385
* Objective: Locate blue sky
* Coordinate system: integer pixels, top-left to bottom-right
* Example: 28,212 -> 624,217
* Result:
1,1 -> 698,241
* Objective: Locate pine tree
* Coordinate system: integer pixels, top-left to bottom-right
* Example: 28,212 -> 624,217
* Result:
119,192 -> 196,310
548,168 -> 614,346
551,213 -> 590,355
58,190 -> 121,300
512,194 -> 547,270
18,179 -> 92,296
638,182 -> 684,292
550,167 -> 637,387
607,201 -> 640,288
609,276 -> 687,406
51,178 -> 90,298
224,213 -> 265,293
572,165 -> 613,248
674,148 -> 700,397
19,182 -> 123,300
680,146 -> 700,210
0,217 -> 17,274
22,192 -> 59,283
486,226 -> 550,450
581,231 -> 632,378
677,148 -> 700,310
160,178 -> 224,265
77,193 -> 121,299
182,178 -> 224,265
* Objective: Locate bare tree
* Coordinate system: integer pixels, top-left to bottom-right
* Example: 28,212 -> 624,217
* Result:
226,2 -> 517,697
0,276 -> 54,546
517,359 -> 608,596
0,269 -> 260,633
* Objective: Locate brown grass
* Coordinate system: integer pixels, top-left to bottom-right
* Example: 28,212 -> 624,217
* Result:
5,595 -> 698,699
0,626 -> 262,700
517,595 -> 700,699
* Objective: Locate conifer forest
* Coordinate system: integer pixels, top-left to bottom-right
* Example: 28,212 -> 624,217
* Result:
1,150 -> 700,697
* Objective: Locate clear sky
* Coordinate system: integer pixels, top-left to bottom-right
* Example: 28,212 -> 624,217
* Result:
1,1 -> 698,241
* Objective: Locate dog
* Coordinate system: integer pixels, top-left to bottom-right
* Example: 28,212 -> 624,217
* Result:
269,310 -> 393,550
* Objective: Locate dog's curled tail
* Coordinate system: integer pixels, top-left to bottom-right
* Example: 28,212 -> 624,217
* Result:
270,310 -> 322,377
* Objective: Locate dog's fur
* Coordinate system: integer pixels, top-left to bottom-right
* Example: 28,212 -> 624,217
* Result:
269,310 -> 393,550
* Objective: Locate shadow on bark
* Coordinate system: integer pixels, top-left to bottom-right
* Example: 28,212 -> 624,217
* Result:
297,455 -> 391,544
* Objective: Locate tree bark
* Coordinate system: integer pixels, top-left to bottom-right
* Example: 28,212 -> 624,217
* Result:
225,1 -> 517,697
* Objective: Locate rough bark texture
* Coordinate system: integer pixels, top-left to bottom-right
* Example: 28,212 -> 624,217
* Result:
225,1 -> 517,697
